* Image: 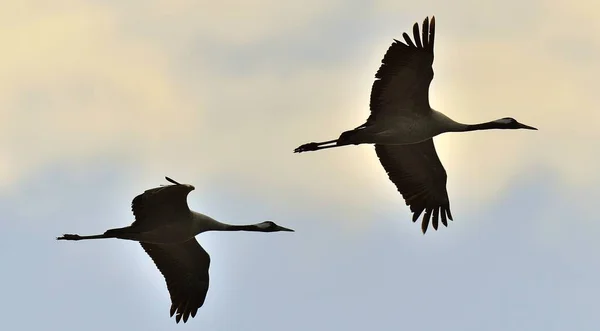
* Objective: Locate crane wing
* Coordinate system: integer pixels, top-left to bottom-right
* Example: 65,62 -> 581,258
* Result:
141,238 -> 210,324
130,181 -> 194,229
367,17 -> 435,125
374,139 -> 453,233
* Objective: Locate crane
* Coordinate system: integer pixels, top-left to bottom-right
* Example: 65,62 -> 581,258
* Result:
294,16 -> 537,233
57,176 -> 294,323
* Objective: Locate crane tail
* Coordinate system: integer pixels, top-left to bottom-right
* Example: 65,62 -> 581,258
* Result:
338,127 -> 365,145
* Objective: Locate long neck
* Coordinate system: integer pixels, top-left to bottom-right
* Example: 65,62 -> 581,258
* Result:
432,110 -> 506,133
446,120 -> 507,133
222,224 -> 266,232
191,212 -> 266,233
464,121 -> 508,132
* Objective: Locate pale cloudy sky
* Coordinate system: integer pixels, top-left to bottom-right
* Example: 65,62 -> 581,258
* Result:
1,0 -> 599,330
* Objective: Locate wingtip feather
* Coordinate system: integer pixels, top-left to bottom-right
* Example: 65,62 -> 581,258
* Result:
402,32 -> 415,47
432,207 -> 439,230
413,207 -> 425,223
429,16 -> 436,51
441,210 -> 448,227
412,22 -> 422,48
165,176 -> 182,185
422,17 -> 430,49
421,209 -> 432,234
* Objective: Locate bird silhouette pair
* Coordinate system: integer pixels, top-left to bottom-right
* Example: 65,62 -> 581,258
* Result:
57,16 -> 537,324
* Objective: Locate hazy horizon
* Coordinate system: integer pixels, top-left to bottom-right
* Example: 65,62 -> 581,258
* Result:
1,1 -> 599,330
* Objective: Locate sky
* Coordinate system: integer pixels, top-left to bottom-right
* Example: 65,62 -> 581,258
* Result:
1,0 -> 599,330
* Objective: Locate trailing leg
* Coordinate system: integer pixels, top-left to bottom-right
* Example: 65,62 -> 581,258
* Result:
56,233 -> 114,241
294,139 -> 340,153
56,225 -> 137,241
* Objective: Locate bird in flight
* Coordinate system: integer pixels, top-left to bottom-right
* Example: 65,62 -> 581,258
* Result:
57,176 -> 294,323
294,16 -> 537,233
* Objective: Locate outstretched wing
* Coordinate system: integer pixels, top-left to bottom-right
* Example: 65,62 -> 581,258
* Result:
130,178 -> 195,229
141,239 -> 211,324
367,16 -> 436,125
375,140 -> 453,233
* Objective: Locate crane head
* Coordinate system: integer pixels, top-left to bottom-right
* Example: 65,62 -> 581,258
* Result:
494,117 -> 537,130
256,221 -> 295,232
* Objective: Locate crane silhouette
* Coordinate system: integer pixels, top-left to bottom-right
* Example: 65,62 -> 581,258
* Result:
57,176 -> 294,323
294,16 -> 537,233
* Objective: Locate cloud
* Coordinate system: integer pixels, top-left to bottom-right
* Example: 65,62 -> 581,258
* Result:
0,0 -> 203,187
0,0 -> 375,208
367,0 -> 600,202
1,0 -> 598,220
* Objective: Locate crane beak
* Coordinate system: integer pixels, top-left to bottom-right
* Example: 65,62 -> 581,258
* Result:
517,122 -> 538,130
276,225 -> 295,232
